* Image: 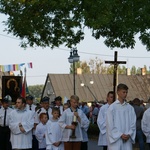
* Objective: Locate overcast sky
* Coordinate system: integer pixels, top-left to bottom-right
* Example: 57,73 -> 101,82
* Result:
0,13 -> 150,85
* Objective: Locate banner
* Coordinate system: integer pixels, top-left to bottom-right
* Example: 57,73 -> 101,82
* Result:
0,62 -> 33,72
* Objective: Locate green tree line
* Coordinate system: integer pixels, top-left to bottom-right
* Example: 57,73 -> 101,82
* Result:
69,57 -> 149,75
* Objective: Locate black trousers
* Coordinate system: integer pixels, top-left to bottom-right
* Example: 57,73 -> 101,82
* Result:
0,126 -> 12,150
32,135 -> 39,150
103,146 -> 108,150
13,148 -> 32,150
80,142 -> 88,150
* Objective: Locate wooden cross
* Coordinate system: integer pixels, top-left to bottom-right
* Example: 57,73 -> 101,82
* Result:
105,51 -> 126,101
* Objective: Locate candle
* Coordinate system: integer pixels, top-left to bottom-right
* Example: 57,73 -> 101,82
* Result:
73,115 -> 77,122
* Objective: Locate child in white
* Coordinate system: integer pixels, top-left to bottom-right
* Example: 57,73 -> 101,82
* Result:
46,107 -> 64,150
35,113 -> 48,150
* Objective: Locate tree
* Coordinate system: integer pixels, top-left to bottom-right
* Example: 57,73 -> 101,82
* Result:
28,84 -> 44,100
0,1 -> 150,50
69,57 -> 127,74
131,66 -> 137,75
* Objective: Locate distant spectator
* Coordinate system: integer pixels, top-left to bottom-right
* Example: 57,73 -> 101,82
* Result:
133,98 -> 145,150
92,103 -> 99,124
140,99 -> 146,111
145,98 -> 150,109
80,102 -> 90,118
54,96 -> 63,115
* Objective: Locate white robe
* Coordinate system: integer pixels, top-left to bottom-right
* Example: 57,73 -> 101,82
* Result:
58,108 -> 84,142
142,107 -> 150,143
35,122 -> 47,149
80,113 -> 90,142
9,108 -> 34,149
97,103 -> 109,146
46,119 -> 64,150
106,100 -> 136,150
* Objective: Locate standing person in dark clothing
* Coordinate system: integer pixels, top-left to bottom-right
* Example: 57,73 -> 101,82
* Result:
0,95 -> 13,150
54,96 -> 63,115
133,98 -> 145,150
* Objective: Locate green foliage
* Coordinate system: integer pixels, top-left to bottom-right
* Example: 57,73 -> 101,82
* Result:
0,1 -> 150,50
28,84 -> 44,99
0,0 -> 84,48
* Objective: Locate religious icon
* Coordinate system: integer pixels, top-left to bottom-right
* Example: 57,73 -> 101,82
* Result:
2,76 -> 22,103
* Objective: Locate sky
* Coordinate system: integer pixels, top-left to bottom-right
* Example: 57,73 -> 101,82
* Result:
0,13 -> 150,85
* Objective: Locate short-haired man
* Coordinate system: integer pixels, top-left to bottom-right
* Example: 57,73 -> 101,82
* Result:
9,97 -> 34,150
97,91 -> 114,150
26,95 -> 36,112
106,83 -> 136,150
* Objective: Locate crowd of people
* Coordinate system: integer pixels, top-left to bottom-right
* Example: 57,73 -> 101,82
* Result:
97,83 -> 150,150
0,83 -> 150,150
0,94 -> 90,150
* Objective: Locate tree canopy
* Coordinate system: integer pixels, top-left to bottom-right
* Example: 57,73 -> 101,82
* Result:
0,0 -> 150,50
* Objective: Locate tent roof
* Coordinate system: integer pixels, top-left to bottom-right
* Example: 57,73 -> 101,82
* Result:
42,74 -> 150,103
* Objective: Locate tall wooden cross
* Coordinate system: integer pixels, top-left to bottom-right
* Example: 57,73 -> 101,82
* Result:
105,51 -> 126,101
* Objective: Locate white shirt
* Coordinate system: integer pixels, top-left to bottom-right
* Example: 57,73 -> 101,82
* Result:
46,118 -> 64,150
142,107 -> 150,143
106,100 -> 136,150
0,106 -> 13,127
59,108 -> 84,142
35,122 -> 47,149
80,113 -> 90,142
97,103 -> 109,146
9,108 -> 34,149
34,107 -> 52,124
26,104 -> 36,112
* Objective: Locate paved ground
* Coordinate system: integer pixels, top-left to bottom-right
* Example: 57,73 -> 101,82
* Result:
88,139 -> 103,150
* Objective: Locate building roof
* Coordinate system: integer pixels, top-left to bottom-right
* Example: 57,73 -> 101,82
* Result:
42,74 -> 150,103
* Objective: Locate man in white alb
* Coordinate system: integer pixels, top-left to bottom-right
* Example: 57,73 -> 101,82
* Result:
97,91 -> 114,150
9,96 -> 34,150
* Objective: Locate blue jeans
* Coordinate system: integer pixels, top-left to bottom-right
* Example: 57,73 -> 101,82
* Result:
136,129 -> 145,150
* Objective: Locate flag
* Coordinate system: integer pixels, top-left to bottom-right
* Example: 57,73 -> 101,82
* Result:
21,75 -> 26,98
21,68 -> 28,98
20,63 -> 25,67
28,62 -> 33,68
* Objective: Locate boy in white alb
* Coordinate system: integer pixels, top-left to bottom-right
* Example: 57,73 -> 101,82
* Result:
35,113 -> 48,150
46,107 -> 64,150
59,95 -> 86,150
106,84 -> 136,150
